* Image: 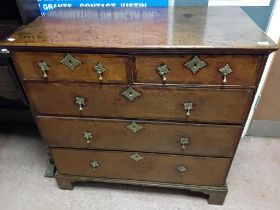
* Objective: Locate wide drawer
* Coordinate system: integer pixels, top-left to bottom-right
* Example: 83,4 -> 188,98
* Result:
51,149 -> 230,186
38,116 -> 241,157
12,52 -> 129,83
26,83 -> 253,124
135,55 -> 262,86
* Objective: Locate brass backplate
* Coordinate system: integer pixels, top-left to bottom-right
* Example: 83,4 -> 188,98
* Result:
184,102 -> 193,111
94,63 -> 106,74
84,132 -> 92,140
75,96 -> 86,106
219,64 -> 233,76
38,61 -> 49,71
156,64 -> 169,80
177,165 -> 188,173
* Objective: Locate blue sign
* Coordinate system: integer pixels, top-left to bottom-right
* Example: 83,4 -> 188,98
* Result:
37,0 -> 169,15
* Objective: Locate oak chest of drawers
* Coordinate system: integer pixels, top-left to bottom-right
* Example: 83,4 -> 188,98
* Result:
1,7 -> 277,205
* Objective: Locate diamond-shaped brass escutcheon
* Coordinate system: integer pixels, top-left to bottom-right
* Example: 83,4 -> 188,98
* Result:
129,153 -> 144,162
126,121 -> 143,133
60,53 -> 81,71
184,56 -> 207,74
121,87 -> 142,102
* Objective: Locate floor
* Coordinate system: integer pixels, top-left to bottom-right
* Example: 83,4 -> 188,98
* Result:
0,126 -> 279,210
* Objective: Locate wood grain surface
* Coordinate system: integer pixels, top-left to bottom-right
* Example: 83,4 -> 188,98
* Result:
25,83 -> 254,124
51,148 -> 230,186
37,116 -> 242,157
1,7 -> 277,52
135,54 -> 262,86
13,52 -> 129,83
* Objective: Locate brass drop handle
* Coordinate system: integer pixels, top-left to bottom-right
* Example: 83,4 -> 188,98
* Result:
184,101 -> 193,116
38,61 -> 50,78
90,160 -> 100,171
83,132 -> 92,145
94,63 -> 106,81
179,137 -> 190,150
156,64 -> 169,81
219,64 -> 233,83
75,96 -> 86,111
177,165 -> 188,175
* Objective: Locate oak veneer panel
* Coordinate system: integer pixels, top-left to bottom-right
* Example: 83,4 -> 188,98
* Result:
37,116 -> 242,157
13,52 -> 129,83
135,55 -> 262,86
51,148 -> 230,186
25,83 -> 253,124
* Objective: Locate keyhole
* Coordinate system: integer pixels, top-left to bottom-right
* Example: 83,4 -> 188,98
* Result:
129,92 -> 133,97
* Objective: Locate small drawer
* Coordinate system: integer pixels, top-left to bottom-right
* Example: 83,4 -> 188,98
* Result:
38,116 -> 241,157
26,83 -> 253,124
135,55 -> 262,86
51,149 -> 230,186
12,52 -> 129,83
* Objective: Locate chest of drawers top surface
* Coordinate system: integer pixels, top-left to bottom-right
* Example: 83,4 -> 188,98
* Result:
1,7 -> 277,52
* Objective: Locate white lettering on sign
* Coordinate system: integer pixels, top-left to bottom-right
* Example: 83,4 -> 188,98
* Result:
43,4 -> 72,11
120,3 -> 147,7
47,10 -> 156,21
209,0 -> 271,6
80,3 -> 117,7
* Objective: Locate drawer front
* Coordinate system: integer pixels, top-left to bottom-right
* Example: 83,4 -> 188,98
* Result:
38,117 -> 241,157
135,55 -> 262,86
52,149 -> 230,186
13,52 -> 129,83
26,83 -> 253,124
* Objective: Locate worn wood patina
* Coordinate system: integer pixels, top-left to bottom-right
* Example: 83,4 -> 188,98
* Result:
1,7 -> 277,205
